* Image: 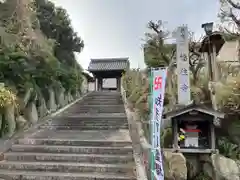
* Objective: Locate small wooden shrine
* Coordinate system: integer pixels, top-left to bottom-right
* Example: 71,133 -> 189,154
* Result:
163,103 -> 225,154
88,58 -> 130,91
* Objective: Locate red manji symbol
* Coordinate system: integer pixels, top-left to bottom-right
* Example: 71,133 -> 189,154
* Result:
154,76 -> 162,90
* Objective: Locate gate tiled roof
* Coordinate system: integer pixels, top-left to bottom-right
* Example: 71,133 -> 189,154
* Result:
88,58 -> 129,72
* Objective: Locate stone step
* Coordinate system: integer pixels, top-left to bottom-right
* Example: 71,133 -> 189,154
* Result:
79,103 -> 122,106
85,104 -> 123,107
0,170 -> 136,180
80,99 -> 122,101
46,121 -> 128,126
85,93 -> 120,95
85,93 -> 121,96
59,113 -> 127,118
18,138 -> 132,147
82,101 -> 123,104
88,93 -> 121,96
80,97 -> 122,101
88,97 -> 121,99
29,130 -> 131,142
67,109 -> 125,113
87,93 -> 121,96
79,101 -> 122,104
71,104 -> 124,108
82,98 -> 121,101
54,116 -> 127,121
30,130 -> 131,140
0,161 -> 135,175
49,116 -> 127,122
49,120 -> 128,123
10,144 -> 133,155
41,123 -> 129,127
79,100 -> 122,104
76,107 -> 125,111
90,91 -> 120,94
49,118 -> 128,122
89,94 -> 121,96
5,152 -> 134,164
40,125 -> 129,130
46,120 -> 128,124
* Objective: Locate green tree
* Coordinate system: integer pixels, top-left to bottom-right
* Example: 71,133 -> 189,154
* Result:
143,20 -> 175,68
143,20 -> 205,80
0,0 -> 86,136
34,0 -> 84,66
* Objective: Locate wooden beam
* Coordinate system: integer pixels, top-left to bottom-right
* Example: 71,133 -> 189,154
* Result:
178,117 -> 211,122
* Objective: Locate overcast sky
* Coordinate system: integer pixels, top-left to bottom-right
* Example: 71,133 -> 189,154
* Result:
50,0 -> 220,69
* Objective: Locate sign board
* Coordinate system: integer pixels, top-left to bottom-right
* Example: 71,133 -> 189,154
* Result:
176,26 -> 191,105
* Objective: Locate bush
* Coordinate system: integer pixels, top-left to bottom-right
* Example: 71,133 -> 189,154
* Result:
0,86 -> 17,108
218,137 -> 240,159
216,75 -> 240,113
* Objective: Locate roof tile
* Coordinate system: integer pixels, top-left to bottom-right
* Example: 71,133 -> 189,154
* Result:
88,58 -> 129,71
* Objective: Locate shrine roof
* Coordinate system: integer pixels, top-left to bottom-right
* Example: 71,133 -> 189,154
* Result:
163,103 -> 225,119
199,31 -> 225,54
88,58 -> 130,72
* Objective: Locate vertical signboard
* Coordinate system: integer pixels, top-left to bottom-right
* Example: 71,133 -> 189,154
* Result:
150,68 -> 167,180
176,26 -> 191,105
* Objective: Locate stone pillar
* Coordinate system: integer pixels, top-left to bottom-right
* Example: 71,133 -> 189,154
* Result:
210,120 -> 216,150
98,78 -> 103,91
94,81 -> 96,91
100,78 -> 103,90
97,78 -> 100,91
95,78 -> 97,91
172,119 -> 179,149
119,78 -> 121,91
116,77 -> 121,91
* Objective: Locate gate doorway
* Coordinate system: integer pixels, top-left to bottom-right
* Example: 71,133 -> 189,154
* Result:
102,78 -> 117,90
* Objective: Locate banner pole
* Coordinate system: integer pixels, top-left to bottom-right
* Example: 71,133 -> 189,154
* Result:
149,68 -> 154,180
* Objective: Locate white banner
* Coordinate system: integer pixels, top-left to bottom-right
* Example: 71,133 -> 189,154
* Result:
151,68 -> 167,180
176,26 -> 191,105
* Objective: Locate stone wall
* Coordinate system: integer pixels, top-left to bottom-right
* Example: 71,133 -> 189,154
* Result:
81,76 -> 88,94
88,82 -> 95,91
1,86 -> 87,139
217,40 -> 240,65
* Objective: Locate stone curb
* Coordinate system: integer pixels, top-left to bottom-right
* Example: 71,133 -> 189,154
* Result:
125,107 -> 149,180
121,91 -> 148,180
0,92 -> 92,157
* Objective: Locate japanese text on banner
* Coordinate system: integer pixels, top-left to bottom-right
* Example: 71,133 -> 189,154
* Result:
151,68 -> 167,180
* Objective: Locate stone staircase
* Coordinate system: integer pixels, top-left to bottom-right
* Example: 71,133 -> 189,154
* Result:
0,91 -> 137,180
